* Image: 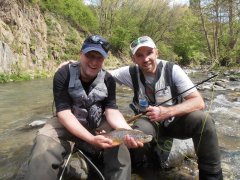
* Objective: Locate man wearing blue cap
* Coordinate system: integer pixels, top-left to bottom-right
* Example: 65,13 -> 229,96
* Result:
23,35 -> 143,180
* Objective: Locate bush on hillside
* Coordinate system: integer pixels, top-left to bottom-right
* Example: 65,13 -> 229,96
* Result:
37,0 -> 98,32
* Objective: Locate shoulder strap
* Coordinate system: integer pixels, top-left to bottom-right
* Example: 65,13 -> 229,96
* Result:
69,62 -> 80,88
129,65 -> 139,103
156,61 -> 164,81
164,62 -> 179,102
164,62 -> 174,87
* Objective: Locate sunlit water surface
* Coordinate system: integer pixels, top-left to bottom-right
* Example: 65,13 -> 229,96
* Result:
0,75 -> 239,179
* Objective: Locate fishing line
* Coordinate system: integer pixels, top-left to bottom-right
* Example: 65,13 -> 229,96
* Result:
154,132 -> 198,167
59,152 -> 72,180
179,74 -> 218,165
77,149 -> 105,180
154,124 -> 199,168
59,144 -> 104,180
155,139 -> 172,153
154,122 -> 172,153
52,99 -> 56,116
152,74 -> 219,166
196,74 -> 218,154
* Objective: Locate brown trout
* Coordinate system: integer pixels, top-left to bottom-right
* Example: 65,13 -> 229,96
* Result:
102,128 -> 153,146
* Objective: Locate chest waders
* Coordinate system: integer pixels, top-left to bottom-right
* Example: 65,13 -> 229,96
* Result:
58,63 -> 109,180
129,60 -> 181,168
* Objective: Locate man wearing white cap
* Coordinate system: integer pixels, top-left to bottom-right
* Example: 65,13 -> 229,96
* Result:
111,36 -> 223,180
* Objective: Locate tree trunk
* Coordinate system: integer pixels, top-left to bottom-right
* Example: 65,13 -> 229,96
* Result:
198,1 -> 213,62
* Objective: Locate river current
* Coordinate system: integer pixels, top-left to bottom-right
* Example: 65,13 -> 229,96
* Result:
0,73 -> 239,179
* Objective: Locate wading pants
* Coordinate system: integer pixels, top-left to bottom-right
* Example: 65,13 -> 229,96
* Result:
131,110 -> 223,180
23,117 -> 131,180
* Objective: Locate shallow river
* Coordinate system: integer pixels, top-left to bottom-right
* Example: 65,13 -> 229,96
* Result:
0,74 -> 239,179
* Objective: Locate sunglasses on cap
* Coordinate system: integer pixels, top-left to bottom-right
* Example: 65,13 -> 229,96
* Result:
130,36 -> 153,50
85,35 -> 110,53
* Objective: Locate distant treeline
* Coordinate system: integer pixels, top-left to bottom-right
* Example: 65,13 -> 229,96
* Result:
28,0 -> 240,68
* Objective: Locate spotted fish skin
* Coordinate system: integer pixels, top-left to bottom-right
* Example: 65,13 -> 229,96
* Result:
102,128 -> 153,146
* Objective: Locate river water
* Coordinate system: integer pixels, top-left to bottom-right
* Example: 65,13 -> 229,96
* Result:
0,74 -> 239,179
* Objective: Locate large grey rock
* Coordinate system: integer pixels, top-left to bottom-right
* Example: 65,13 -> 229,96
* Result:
166,138 -> 196,168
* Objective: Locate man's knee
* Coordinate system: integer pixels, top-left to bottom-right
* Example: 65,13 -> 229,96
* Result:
24,135 -> 69,180
185,111 -> 216,133
132,118 -> 157,137
31,135 -> 69,157
104,144 -> 130,165
104,145 -> 131,179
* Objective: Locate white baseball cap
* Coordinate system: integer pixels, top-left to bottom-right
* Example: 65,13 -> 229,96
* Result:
130,36 -> 156,55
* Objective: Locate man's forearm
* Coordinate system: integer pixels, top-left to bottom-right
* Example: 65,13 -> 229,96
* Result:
170,96 -> 205,117
105,108 -> 132,129
57,110 -> 94,144
148,91 -> 205,122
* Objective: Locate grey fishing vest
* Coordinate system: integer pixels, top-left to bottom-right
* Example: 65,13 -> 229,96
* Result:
68,62 -> 108,129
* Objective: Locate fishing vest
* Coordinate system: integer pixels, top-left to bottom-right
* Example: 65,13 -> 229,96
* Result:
129,60 -> 180,113
68,62 -> 108,129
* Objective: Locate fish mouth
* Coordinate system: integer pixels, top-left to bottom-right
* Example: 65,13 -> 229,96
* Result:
143,135 -> 153,143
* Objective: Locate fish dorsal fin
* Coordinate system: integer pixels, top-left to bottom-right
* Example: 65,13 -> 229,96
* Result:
115,128 -> 129,131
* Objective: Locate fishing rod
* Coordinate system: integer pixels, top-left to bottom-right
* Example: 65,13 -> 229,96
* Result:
127,74 -> 218,124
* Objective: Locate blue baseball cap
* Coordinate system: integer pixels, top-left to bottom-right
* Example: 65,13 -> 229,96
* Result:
81,35 -> 110,58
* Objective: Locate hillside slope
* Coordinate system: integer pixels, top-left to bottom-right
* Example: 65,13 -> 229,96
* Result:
0,0 -> 83,76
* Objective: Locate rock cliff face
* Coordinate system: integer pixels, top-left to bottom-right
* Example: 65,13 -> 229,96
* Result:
0,0 -> 80,75
0,0 -> 47,73
0,40 -> 16,73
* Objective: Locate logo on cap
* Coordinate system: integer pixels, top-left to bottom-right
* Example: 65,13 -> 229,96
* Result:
130,36 -> 156,55
81,35 -> 110,58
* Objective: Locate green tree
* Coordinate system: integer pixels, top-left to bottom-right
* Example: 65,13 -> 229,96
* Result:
190,0 -> 240,68
173,9 -> 206,66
